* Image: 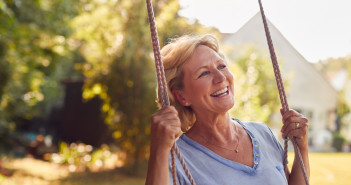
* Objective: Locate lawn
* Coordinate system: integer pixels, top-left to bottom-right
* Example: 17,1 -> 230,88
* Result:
0,153 -> 350,185
293,153 -> 351,185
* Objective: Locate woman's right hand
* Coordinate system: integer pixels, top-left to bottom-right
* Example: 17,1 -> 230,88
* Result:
146,106 -> 181,185
150,106 -> 182,153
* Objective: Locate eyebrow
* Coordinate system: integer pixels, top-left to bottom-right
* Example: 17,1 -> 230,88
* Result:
193,59 -> 224,74
194,66 -> 208,74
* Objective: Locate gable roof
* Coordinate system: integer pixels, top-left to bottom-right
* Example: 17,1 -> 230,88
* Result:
222,12 -> 338,110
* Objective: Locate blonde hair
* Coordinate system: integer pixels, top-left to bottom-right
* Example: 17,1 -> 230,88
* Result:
159,34 -> 224,132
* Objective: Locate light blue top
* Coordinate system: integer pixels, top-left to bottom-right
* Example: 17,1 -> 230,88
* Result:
169,119 -> 288,185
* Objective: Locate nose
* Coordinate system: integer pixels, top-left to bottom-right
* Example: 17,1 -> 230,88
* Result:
213,70 -> 226,84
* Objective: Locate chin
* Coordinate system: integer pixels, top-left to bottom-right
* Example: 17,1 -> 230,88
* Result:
216,101 -> 234,113
224,103 -> 234,112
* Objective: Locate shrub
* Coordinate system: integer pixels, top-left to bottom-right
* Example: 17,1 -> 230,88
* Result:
332,133 -> 345,152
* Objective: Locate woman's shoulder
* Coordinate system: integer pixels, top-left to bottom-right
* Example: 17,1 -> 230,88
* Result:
234,119 -> 276,140
243,121 -> 268,129
235,119 -> 284,155
235,119 -> 270,132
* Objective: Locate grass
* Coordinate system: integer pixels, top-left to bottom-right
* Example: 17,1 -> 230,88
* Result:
292,153 -> 351,185
1,153 -> 350,185
0,158 -> 145,185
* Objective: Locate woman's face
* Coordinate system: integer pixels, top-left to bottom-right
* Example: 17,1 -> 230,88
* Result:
178,45 -> 234,115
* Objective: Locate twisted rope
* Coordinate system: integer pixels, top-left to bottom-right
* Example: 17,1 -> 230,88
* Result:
145,0 -> 196,184
258,0 -> 309,184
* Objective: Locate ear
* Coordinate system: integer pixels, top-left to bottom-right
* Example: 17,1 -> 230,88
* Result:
172,89 -> 191,106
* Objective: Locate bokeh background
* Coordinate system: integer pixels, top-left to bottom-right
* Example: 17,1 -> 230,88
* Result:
0,0 -> 350,184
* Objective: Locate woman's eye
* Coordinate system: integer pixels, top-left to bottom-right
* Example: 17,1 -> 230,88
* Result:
218,64 -> 227,70
198,71 -> 210,78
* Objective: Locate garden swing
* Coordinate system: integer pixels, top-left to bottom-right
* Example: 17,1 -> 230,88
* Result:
145,0 -> 310,184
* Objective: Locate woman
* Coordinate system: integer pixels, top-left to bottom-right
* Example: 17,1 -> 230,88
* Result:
145,34 -> 309,185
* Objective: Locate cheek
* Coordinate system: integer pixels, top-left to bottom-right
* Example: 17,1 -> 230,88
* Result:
184,79 -> 211,98
194,81 -> 210,94
226,71 -> 234,84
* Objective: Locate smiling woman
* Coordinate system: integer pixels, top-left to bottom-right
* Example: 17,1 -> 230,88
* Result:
145,34 -> 310,185
160,35 -> 232,132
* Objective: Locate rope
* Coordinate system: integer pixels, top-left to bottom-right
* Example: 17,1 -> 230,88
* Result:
258,0 -> 309,184
146,0 -> 308,184
145,0 -> 196,184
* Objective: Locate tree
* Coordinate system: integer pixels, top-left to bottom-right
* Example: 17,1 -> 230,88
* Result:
224,45 -> 288,125
0,0 -> 79,147
71,0 -> 218,170
316,55 -> 351,144
315,55 -> 351,79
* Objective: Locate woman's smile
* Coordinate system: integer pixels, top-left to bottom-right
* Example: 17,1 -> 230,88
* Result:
210,86 -> 229,97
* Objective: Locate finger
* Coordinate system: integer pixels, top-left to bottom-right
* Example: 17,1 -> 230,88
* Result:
286,125 -> 308,139
157,112 -> 180,121
280,108 -> 286,116
281,117 -> 308,132
152,116 -> 181,128
152,106 -> 174,117
151,110 -> 180,124
155,120 -> 181,133
164,125 -> 182,139
282,123 -> 308,138
282,109 -> 300,119
161,106 -> 178,115
281,122 -> 306,135
162,118 -> 181,127
282,110 -> 301,123
170,125 -> 182,134
281,111 -> 294,124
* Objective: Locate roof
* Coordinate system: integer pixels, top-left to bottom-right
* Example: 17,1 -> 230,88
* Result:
221,12 -> 338,109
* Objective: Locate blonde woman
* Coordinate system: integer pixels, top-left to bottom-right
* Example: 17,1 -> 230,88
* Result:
145,34 -> 310,185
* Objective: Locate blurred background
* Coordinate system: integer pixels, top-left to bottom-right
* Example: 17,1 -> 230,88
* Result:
0,0 -> 350,184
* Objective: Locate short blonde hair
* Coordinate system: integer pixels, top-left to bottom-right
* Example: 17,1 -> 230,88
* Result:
159,34 -> 224,132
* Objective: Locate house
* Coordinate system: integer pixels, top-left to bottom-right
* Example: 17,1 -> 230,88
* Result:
221,13 -> 338,151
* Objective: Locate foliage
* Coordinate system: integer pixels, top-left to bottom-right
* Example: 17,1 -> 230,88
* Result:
337,90 -> 350,118
51,142 -> 125,172
316,55 -> 351,137
316,55 -> 351,79
0,0 -> 80,143
0,0 -> 289,171
0,0 -> 219,169
225,45 -> 287,125
70,0 -> 219,168
316,56 -> 351,115
332,133 -> 345,152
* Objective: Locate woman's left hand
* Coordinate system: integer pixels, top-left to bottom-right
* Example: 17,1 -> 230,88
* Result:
280,109 -> 309,150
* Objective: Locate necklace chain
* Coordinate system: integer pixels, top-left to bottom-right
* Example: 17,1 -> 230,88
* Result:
202,122 -> 240,153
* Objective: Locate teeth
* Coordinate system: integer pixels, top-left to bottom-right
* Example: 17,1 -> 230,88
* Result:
211,87 -> 228,96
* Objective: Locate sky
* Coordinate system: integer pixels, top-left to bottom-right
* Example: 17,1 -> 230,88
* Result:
179,0 -> 351,63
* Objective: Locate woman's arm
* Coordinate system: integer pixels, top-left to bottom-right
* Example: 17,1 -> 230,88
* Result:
145,106 -> 181,185
145,147 -> 171,185
280,109 -> 310,185
289,144 -> 310,185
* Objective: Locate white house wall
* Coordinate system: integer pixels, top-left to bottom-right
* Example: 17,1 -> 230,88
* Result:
222,13 -> 338,151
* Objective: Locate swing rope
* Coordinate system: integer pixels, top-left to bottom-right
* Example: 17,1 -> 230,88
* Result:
258,0 -> 310,184
146,0 -> 309,184
145,0 -> 196,184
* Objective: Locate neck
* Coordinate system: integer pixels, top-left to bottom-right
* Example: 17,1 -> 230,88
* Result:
186,112 -> 235,144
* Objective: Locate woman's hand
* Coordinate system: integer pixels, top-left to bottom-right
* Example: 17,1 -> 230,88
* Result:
280,109 -> 309,150
281,109 -> 310,185
146,106 -> 181,185
150,106 -> 182,153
